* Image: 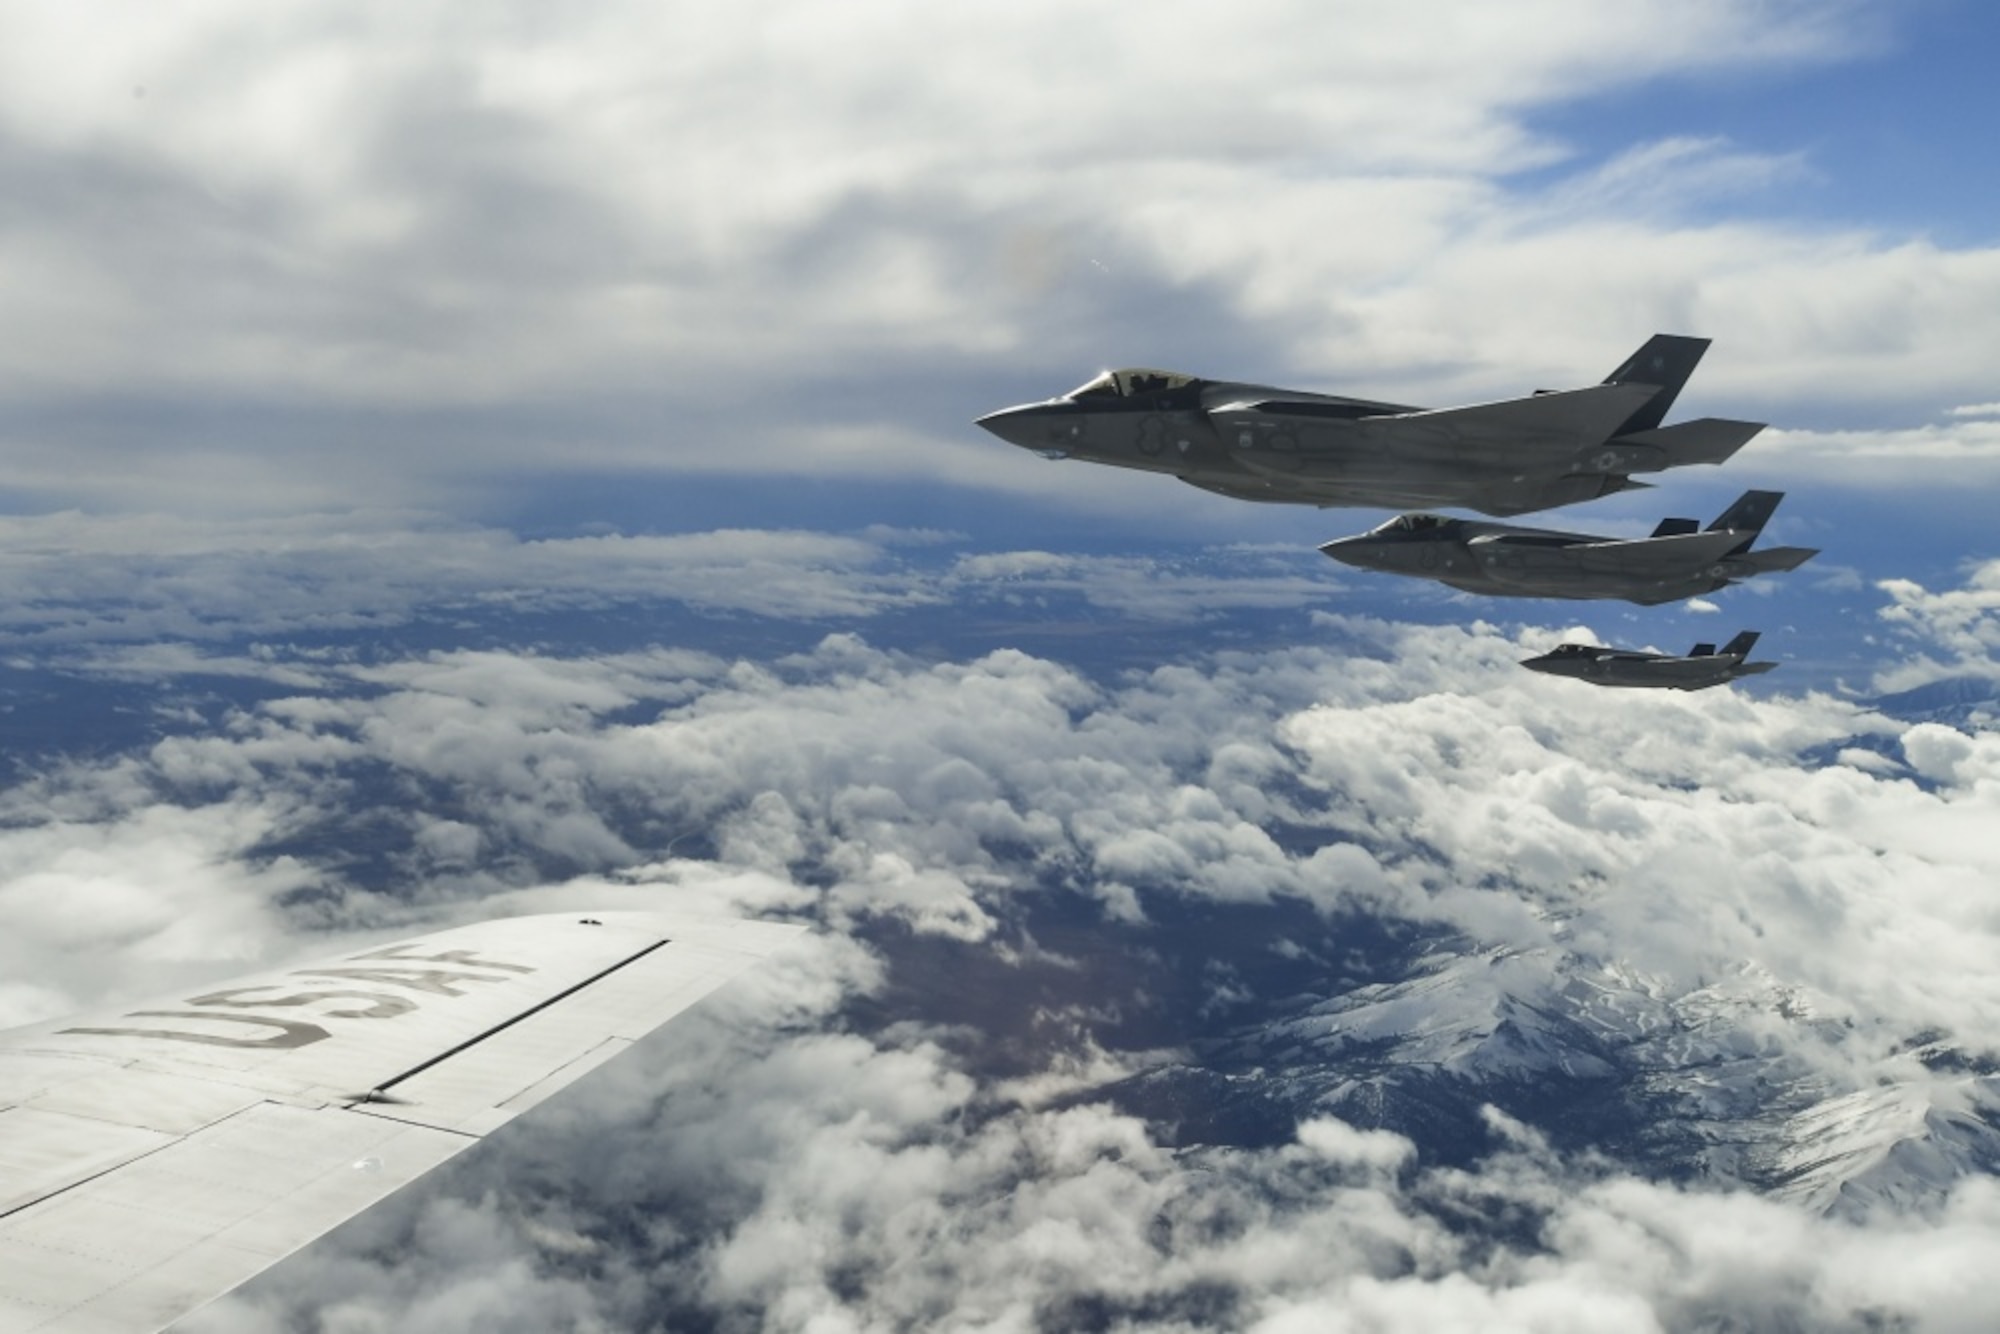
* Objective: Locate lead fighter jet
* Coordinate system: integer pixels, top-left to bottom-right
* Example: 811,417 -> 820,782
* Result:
1318,489 -> 1817,605
1521,631 -> 1778,689
976,335 -> 1762,517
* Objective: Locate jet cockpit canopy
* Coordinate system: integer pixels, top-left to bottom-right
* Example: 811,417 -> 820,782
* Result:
1373,513 -> 1452,535
1065,368 -> 1198,401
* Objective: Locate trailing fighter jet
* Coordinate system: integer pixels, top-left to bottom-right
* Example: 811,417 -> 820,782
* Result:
1317,489 -> 1817,606
975,335 -> 1762,517
1520,631 -> 1778,689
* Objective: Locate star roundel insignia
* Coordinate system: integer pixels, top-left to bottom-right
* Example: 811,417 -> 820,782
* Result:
1136,416 -> 1168,457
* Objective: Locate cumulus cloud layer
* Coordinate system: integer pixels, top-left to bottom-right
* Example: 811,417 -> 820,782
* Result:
0,511 -> 1353,648
0,556 -> 1992,1327
1875,559 -> 2000,692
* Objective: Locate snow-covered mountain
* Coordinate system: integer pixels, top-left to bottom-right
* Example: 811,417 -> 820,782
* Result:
1074,939 -> 2000,1214
1761,1075 -> 2000,1216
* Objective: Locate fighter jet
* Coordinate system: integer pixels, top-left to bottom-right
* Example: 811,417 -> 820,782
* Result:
975,335 -> 1762,517
1521,630 -> 1778,689
1318,490 -> 1817,605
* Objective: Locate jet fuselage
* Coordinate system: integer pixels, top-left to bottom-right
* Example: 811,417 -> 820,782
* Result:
975,337 -> 1762,518
976,374 -> 1641,516
1317,495 -> 1816,607
1519,639 -> 1778,689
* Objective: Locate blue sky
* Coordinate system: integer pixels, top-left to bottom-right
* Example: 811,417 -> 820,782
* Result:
4,0 -> 1987,675
4,4 -> 2000,1331
1528,0 -> 1999,246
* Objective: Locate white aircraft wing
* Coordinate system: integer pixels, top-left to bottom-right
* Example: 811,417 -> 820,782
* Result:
0,911 -> 802,1334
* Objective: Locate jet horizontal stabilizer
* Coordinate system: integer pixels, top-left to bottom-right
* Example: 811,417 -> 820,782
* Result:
1728,545 -> 1820,574
1609,417 -> 1765,468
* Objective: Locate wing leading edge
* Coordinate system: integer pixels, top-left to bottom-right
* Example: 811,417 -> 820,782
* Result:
0,911 -> 802,1334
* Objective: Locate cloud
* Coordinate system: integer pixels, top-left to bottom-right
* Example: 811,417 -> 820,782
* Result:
1873,560 -> 2000,690
0,512 -> 941,645
0,2 -> 1989,518
1754,417 -> 2000,491
9,591 -> 1996,1077
191,1057 -> 2000,1334
942,548 -> 1340,622
0,546 -> 1990,1331
1531,135 -> 1816,221
0,510 -> 1353,658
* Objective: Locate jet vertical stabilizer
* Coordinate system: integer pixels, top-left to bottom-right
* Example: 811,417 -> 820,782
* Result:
1603,334 -> 1710,435
1707,490 -> 1785,541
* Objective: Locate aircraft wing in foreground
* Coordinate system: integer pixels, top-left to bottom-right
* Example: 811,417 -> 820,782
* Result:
0,911 -> 802,1334
976,335 -> 1762,517
1520,630 -> 1779,689
1318,489 -> 1817,606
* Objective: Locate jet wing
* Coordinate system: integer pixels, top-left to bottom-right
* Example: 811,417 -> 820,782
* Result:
1177,476 -> 1308,505
1554,528 -> 1750,574
1342,382 -> 1662,453
0,911 -> 801,1334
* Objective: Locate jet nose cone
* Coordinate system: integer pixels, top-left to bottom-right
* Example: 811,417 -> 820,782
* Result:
974,407 -> 1035,448
1316,537 -> 1376,568
975,403 -> 1083,457
1518,655 -> 1559,676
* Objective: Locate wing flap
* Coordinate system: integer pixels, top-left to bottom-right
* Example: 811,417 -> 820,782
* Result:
0,1109 -> 176,1221
21,1070 -> 273,1139
0,1102 -> 468,1334
355,930 -> 771,1135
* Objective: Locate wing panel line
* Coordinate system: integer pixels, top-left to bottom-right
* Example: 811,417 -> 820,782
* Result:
356,936 -> 670,1102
